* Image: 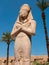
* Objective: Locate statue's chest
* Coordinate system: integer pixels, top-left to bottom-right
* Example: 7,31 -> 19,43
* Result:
22,22 -> 31,27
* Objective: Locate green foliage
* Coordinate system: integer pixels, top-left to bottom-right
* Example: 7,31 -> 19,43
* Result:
0,32 -> 15,65
37,0 -> 49,11
32,61 -> 49,65
45,62 -> 49,65
33,61 -> 42,65
0,32 -> 14,44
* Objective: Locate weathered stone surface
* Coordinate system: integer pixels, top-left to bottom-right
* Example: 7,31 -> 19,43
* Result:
0,56 -> 48,65
11,4 -> 36,65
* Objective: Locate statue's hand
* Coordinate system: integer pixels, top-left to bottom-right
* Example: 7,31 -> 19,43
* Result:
16,23 -> 22,29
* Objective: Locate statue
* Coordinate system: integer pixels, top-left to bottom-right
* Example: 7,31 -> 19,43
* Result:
11,4 -> 36,65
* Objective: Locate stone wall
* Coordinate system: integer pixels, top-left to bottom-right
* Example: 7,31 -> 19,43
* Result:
0,56 -> 48,65
0,57 -> 14,65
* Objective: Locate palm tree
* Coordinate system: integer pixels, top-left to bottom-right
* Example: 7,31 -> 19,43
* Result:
37,0 -> 49,62
0,32 -> 14,65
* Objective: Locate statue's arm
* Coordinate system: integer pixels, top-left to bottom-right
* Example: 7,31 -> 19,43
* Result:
22,20 -> 36,35
11,23 -> 21,38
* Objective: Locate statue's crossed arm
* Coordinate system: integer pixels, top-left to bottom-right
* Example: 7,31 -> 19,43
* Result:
11,19 -> 36,38
11,22 -> 22,38
21,19 -> 36,35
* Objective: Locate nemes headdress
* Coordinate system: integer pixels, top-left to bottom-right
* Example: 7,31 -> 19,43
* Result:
18,4 -> 33,21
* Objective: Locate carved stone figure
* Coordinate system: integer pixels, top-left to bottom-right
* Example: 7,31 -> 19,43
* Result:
11,4 -> 36,65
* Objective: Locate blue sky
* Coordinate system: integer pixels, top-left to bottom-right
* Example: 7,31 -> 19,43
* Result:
0,0 -> 49,57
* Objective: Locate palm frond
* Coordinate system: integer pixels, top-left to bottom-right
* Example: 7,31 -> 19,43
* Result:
37,2 -> 42,10
0,32 -> 14,44
37,0 -> 49,11
47,2 -> 49,7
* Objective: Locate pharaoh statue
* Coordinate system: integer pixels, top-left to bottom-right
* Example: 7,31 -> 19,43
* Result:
11,4 -> 36,65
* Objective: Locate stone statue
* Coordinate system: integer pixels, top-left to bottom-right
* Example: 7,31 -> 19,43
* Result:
11,4 -> 36,65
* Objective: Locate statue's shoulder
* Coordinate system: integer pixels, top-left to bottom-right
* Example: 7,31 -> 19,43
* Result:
29,19 -> 36,25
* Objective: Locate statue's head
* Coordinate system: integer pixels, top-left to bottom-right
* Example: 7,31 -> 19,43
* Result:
19,4 -> 31,22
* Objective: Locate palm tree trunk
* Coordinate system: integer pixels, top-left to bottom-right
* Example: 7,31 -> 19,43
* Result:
7,44 -> 10,65
42,12 -> 49,62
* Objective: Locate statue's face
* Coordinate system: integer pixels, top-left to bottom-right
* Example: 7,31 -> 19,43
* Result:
19,9 -> 29,22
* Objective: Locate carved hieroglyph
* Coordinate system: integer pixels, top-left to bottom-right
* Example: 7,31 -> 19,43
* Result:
11,4 -> 36,65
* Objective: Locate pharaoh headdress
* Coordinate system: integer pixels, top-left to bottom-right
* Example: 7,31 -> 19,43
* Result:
11,4 -> 34,37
